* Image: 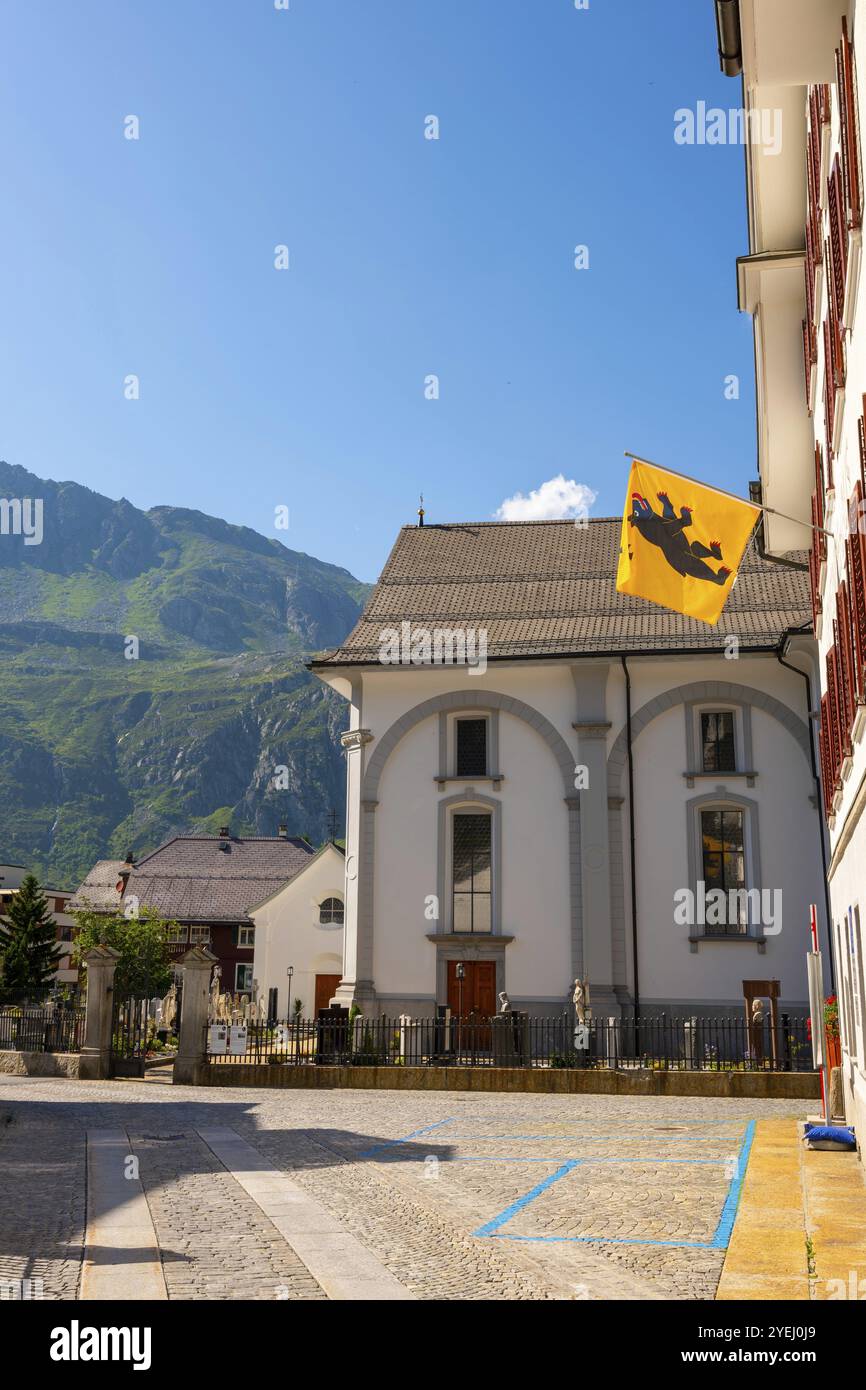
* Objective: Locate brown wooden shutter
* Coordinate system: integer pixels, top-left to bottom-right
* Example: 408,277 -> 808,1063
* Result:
819,694 -> 834,818
824,316 -> 835,467
837,585 -> 857,734
845,536 -> 866,700
837,17 -> 863,231
816,444 -> 827,544
826,641 -> 843,781
849,481 -> 866,695
828,155 -> 848,321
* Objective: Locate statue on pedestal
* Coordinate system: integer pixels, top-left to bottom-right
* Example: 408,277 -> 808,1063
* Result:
497,991 -> 512,1014
749,997 -> 766,1064
572,978 -> 589,1025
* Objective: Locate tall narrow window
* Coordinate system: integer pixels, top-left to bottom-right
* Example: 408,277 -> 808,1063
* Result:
452,813 -> 492,933
701,712 -> 736,772
456,718 -> 488,777
701,808 -> 747,933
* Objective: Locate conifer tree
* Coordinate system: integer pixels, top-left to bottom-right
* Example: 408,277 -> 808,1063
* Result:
0,874 -> 61,992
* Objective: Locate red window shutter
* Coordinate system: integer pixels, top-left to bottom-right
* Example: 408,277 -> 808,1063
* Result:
815,443 -> 826,546
860,404 -> 866,495
819,694 -> 834,817
837,18 -> 864,231
826,642 -> 843,780
828,155 -> 848,321
837,585 -> 857,733
849,480 -> 866,693
846,535 -> 866,700
824,317 -> 836,466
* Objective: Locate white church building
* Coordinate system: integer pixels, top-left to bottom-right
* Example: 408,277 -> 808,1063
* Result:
310,516 -> 828,1020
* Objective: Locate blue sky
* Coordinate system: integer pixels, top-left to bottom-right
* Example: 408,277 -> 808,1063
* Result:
0,0 -> 753,582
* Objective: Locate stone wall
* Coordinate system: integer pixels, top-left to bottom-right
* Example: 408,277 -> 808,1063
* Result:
0,1051 -> 80,1078
193,1063 -> 819,1099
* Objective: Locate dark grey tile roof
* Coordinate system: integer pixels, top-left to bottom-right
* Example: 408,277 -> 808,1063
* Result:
311,519 -> 811,664
69,860 -> 129,913
126,836 -> 317,923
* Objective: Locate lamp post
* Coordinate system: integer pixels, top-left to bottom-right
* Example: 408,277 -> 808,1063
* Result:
456,962 -> 465,1060
286,965 -> 295,1060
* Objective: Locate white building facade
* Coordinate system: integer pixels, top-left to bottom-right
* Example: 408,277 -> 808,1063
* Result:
250,842 -> 345,1017
313,518 -> 827,1021
715,0 -> 866,1144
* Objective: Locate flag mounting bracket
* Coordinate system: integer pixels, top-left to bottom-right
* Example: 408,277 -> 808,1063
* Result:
623,451 -> 834,541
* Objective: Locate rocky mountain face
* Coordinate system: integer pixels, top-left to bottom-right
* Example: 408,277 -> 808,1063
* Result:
0,460 -> 370,888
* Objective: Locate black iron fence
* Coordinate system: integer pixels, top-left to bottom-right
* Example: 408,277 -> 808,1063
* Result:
204,1010 -> 814,1072
0,999 -> 86,1054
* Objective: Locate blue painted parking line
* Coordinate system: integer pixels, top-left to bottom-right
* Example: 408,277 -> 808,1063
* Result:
470,1120 -> 757,1250
442,1133 -> 743,1144
473,1162 -> 580,1237
358,1117 -> 457,1158
711,1118 -> 756,1247
379,1155 -> 738,1165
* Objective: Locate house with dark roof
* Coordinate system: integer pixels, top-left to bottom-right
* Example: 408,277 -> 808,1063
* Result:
310,515 -> 829,1019
71,828 -> 342,996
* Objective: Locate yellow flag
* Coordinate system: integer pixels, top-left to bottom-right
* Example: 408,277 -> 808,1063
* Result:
616,460 -> 760,626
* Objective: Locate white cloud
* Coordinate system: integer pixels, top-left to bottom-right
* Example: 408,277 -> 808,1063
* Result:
494,474 -> 597,522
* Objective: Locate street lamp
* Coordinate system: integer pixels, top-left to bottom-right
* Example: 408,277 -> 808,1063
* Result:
456,962 -> 465,1059
286,965 -> 295,1061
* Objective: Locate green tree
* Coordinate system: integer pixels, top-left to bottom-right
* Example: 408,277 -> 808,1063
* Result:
72,907 -> 174,998
0,874 -> 62,994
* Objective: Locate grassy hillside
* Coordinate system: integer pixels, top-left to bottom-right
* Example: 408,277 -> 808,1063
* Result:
0,460 -> 370,886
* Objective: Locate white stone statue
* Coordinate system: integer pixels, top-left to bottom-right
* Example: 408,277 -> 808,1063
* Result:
751,998 -> 766,1025
572,978 -> 588,1025
161,983 -> 177,1032
497,991 -> 512,1014
209,972 -> 221,1020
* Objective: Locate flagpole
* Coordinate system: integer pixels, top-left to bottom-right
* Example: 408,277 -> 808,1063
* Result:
623,451 -> 833,541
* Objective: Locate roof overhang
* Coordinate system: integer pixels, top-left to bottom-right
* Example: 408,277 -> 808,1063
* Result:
737,251 -> 814,554
737,0 -> 845,88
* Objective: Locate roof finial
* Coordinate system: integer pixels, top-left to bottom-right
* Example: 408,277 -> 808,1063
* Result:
417,493 -> 425,527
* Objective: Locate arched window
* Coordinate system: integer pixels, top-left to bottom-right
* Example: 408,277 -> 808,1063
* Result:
319,897 -> 344,926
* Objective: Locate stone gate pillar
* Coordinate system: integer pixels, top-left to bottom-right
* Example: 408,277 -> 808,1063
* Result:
174,945 -> 218,1085
79,945 -> 122,1080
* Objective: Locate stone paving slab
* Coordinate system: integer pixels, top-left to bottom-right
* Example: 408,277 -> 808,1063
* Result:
197,1126 -> 415,1300
82,1129 -> 167,1300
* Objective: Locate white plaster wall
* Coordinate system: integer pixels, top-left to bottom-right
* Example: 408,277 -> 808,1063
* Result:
828,807 -> 866,1138
324,645 -> 824,1010
808,2 -> 866,877
359,662 -> 577,745
251,847 -> 345,1016
630,699 -> 819,1005
372,702 -> 571,1001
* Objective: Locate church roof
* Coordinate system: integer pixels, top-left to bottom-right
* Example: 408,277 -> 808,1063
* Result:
71,837 -> 317,923
311,518 -> 811,665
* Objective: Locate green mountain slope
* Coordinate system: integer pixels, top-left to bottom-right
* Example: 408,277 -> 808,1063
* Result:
0,460 -> 370,887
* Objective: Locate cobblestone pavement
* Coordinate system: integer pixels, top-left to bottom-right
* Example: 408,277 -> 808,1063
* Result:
0,1076 -> 809,1301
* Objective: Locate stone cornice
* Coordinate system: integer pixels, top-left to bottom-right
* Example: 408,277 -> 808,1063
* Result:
340,728 -> 374,751
572,721 -> 612,740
